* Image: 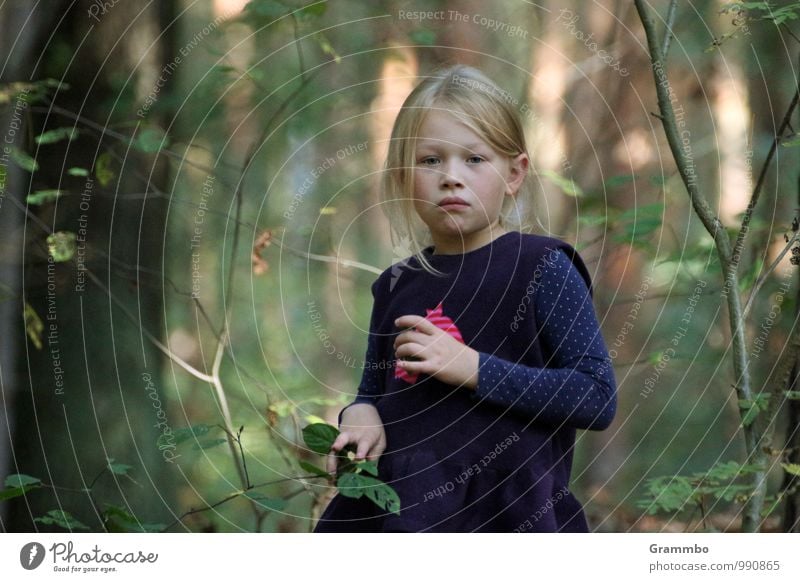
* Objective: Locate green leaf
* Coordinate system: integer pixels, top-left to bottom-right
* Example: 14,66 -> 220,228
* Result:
243,491 -> 288,511
337,472 -> 400,515
299,2 -> 326,19
192,438 -> 227,450
243,0 -> 287,19
24,302 -> 44,350
35,127 -> 79,145
95,152 -> 115,186
107,458 -> 133,476
304,414 -> 327,426
782,463 -> 800,477
409,29 -> 437,46
782,135 -> 800,148
5,474 -> 41,488
0,474 -> 42,500
26,189 -> 63,205
46,231 -> 77,262
133,127 -> 170,154
302,422 -> 339,455
355,459 -> 379,477
0,486 -> 36,501
299,460 -> 331,478
68,167 -> 89,177
103,506 -> 164,532
172,424 -> 213,445
10,148 -> 38,172
784,391 -> 800,400
603,174 -> 636,189
541,169 -> 583,197
34,509 -> 89,530
314,32 -> 341,64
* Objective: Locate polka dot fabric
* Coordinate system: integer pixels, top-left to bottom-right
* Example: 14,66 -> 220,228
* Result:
472,249 -> 616,430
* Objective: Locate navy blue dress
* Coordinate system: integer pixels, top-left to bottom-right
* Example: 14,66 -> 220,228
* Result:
314,231 -> 616,532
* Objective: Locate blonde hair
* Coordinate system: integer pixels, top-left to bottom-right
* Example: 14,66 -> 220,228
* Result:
381,64 -> 533,276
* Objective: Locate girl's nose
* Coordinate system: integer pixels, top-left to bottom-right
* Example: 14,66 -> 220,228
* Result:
439,162 -> 464,189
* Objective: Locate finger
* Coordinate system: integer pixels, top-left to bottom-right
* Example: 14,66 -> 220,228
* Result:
394,330 -> 429,350
395,342 -> 426,360
397,356 -> 427,375
355,439 -> 372,460
394,315 -> 428,331
326,452 -> 338,475
329,432 -> 351,453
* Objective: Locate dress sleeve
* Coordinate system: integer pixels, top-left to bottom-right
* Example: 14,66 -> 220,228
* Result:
337,276 -> 386,427
471,249 -> 616,430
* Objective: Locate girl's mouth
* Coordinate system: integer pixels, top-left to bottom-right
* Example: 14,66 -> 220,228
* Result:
438,196 -> 470,210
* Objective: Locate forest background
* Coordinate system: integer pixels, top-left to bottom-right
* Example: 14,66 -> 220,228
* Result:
1,0 -> 799,533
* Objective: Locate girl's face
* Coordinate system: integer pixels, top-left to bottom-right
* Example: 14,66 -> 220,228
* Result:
411,109 -> 528,255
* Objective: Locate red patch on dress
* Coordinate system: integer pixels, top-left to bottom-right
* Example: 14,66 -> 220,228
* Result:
394,302 -> 464,384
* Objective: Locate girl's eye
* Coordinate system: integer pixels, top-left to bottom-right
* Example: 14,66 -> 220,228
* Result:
418,157 -> 439,166
467,155 -> 485,164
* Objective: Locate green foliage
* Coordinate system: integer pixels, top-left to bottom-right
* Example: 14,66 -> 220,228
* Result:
23,302 -> 44,350
722,2 -> 800,25
103,506 -> 165,532
738,393 -> 770,427
301,422 -> 400,515
10,148 -> 38,172
26,189 -> 62,205
302,422 -> 339,455
46,231 -> 77,262
94,152 -> 115,186
35,127 -> 79,145
337,472 -> 400,515
34,509 -> 89,531
0,474 -> 42,501
638,460 -> 763,517
133,127 -> 170,154
541,169 -> 583,197
243,491 -> 288,511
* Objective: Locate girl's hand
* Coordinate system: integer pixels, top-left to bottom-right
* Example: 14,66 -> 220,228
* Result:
326,403 -> 386,475
393,315 -> 480,389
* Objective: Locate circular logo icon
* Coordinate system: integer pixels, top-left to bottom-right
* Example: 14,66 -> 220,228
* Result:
20,542 -> 46,570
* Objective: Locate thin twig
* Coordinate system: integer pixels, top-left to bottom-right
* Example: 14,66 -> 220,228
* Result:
742,232 -> 800,319
661,0 -> 679,58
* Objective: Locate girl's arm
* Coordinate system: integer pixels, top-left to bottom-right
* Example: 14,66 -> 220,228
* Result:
470,249 -> 616,430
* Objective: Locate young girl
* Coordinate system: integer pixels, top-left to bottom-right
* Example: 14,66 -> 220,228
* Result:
313,64 -> 617,533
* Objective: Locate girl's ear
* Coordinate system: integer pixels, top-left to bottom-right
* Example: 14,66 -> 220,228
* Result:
505,153 -> 530,196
